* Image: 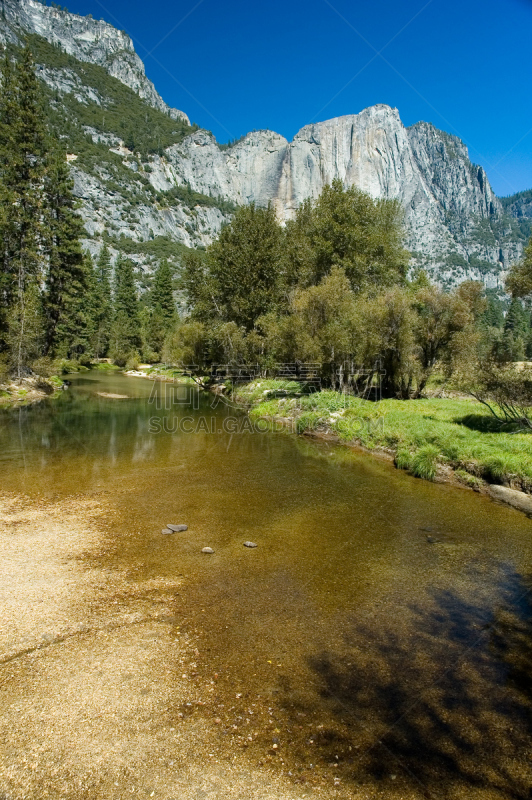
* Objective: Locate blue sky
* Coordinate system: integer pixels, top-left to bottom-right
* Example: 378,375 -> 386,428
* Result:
64,0 -> 532,197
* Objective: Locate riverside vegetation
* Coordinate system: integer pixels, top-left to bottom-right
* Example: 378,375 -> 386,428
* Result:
2,47 -> 532,494
0,46 -> 179,399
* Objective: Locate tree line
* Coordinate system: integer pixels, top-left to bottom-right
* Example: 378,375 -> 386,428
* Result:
166,181 -> 532,412
0,48 -> 176,377
166,183 -> 490,399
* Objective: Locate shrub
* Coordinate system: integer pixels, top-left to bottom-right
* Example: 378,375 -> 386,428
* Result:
411,445 -> 440,481
125,352 -> 141,370
395,448 -> 412,471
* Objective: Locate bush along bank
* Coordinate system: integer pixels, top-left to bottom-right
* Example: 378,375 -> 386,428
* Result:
234,381 -> 532,499
0,372 -> 65,406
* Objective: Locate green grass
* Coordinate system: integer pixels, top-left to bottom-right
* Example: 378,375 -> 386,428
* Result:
410,445 -> 439,481
235,380 -> 305,405
145,366 -> 196,383
245,382 -> 532,491
91,362 -> 121,371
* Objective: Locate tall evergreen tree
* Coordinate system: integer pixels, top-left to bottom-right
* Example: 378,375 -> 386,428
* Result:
502,297 -> 529,361
0,53 -> 18,342
53,250 -> 99,359
110,253 -> 141,363
0,48 -> 47,374
74,251 -> 99,358
42,143 -> 86,356
93,243 -> 112,357
504,297 -> 529,338
481,291 -> 505,329
143,258 -> 176,358
151,258 -> 175,323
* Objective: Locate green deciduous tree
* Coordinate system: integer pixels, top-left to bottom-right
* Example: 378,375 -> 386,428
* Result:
190,203 -> 285,331
287,179 -> 410,291
506,236 -> 532,299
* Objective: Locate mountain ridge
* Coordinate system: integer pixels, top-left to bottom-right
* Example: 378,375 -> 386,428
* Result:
0,0 -> 190,122
0,0 -> 530,290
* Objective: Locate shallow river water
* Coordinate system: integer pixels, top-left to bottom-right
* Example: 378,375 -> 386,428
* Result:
2,372 -> 532,798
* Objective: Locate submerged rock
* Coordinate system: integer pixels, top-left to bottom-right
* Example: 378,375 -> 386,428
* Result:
243,541 -> 257,548
202,547 -> 214,554
167,524 -> 188,532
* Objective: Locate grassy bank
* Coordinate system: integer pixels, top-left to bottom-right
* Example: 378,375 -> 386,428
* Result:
237,381 -> 532,493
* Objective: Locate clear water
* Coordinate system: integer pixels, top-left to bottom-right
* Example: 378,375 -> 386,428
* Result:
2,372 -> 532,798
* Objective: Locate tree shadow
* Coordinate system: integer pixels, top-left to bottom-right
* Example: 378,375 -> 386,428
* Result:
302,569 -> 532,798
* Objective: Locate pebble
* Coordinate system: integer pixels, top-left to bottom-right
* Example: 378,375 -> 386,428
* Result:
161,528 -> 174,535
426,536 -> 438,544
244,541 -> 257,548
202,547 -> 214,554
167,524 -> 188,532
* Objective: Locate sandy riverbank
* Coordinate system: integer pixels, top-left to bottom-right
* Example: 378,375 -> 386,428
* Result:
0,494 -> 378,800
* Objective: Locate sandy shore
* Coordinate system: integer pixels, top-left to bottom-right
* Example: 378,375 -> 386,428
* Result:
0,494 -> 374,800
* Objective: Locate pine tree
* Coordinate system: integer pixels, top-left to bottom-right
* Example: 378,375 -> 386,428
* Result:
151,259 -> 175,324
0,53 -> 18,342
74,251 -> 99,358
503,297 -> 529,361
93,243 -> 112,357
42,143 -> 86,356
4,281 -> 44,372
57,250 -> 99,359
504,297 -> 529,338
143,258 -> 176,358
0,48 -> 48,374
110,253 -> 141,363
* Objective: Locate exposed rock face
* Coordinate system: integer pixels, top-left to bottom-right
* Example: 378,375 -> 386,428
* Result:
163,106 -> 524,288
0,0 -> 529,288
0,0 -> 189,123
502,192 -> 532,221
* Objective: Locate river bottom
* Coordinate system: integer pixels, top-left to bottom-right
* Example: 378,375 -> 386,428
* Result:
1,373 -> 532,799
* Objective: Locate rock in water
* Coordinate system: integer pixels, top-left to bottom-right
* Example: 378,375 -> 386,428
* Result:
161,528 -> 174,535
167,524 -> 188,532
244,541 -> 257,548
202,547 -> 214,554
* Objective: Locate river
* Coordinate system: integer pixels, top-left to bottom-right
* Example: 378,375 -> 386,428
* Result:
1,371 -> 532,799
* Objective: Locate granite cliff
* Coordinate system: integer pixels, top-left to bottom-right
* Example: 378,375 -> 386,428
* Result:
0,0 -> 529,288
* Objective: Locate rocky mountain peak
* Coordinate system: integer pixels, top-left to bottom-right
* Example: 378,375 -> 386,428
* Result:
0,0 -> 189,122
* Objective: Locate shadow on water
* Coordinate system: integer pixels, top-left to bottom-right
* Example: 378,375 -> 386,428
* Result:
301,569 -> 532,798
